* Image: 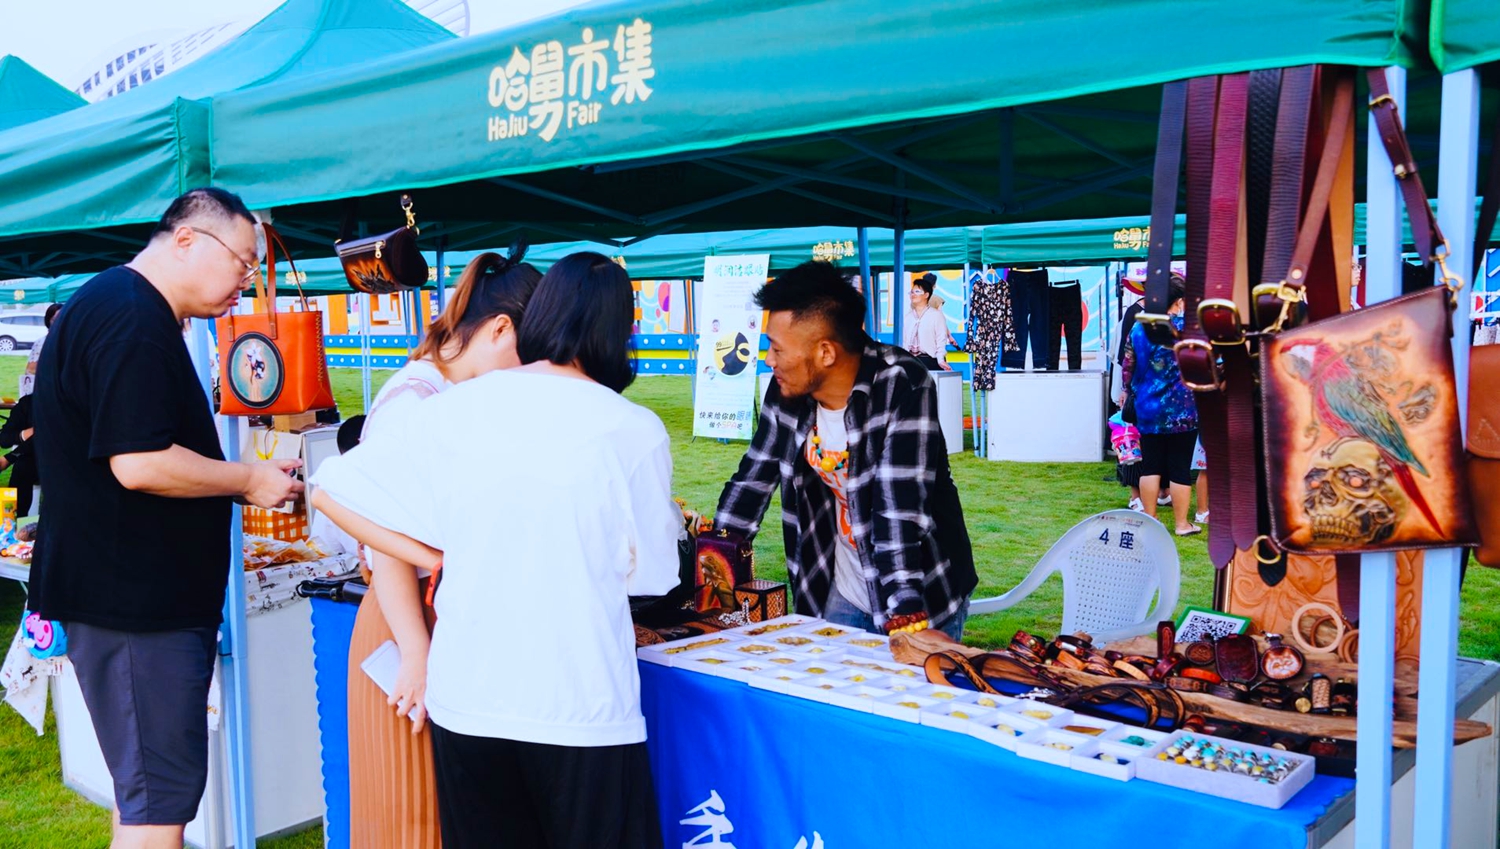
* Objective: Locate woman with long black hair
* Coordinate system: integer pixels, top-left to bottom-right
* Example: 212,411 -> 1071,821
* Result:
314,252 -> 680,849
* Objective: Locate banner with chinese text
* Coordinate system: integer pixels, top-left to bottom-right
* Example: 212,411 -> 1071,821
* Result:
692,254 -> 768,440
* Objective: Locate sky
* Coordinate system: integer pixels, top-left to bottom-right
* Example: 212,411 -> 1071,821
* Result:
0,0 -> 592,88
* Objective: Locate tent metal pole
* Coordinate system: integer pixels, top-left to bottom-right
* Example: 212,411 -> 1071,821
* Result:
893,180 -> 906,348
858,227 -> 874,333
1356,64 -> 1405,849
435,236 -> 447,314
220,415 -> 255,848
361,293 -> 373,413
1411,65 -> 1479,849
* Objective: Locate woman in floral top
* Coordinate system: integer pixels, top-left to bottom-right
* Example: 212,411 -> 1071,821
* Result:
1120,276 -> 1200,535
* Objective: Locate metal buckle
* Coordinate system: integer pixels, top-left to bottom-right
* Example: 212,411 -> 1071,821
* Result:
1136,311 -> 1178,346
1432,241 -> 1465,296
1369,94 -> 1396,109
1174,339 -> 1223,391
1252,282 -> 1305,334
1197,299 -> 1245,346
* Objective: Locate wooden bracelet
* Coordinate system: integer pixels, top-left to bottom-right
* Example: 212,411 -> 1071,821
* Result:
1290,602 -> 1345,655
1337,629 -> 1360,664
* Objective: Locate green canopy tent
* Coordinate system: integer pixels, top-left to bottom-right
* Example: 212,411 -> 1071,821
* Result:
0,56 -> 85,132
0,274 -> 87,305
201,0 -> 1427,261
0,0 -> 453,277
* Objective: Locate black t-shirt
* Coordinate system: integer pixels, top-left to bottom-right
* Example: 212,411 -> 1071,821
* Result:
31,267 -> 231,631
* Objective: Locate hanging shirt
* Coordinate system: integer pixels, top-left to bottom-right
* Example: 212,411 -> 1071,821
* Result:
803,403 -> 870,614
313,370 -> 682,747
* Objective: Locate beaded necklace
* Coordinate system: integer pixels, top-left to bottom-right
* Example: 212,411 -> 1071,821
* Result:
808,422 -> 848,474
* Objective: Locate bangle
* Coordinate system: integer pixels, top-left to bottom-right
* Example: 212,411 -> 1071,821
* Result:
1178,667 -> 1222,685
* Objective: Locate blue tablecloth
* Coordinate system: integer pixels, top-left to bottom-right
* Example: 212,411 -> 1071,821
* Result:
641,663 -> 1356,849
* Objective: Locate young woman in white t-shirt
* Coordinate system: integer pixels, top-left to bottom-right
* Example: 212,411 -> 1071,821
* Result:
905,272 -> 952,370
330,248 -> 541,849
314,252 -> 681,848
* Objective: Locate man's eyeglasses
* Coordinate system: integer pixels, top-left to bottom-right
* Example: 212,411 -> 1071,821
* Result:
190,227 -> 259,282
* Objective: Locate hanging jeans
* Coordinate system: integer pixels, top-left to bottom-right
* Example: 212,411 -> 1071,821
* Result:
1000,268 -> 1049,370
1047,281 -> 1083,371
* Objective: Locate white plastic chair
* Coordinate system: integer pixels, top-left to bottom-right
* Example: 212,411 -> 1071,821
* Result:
968,509 -> 1180,645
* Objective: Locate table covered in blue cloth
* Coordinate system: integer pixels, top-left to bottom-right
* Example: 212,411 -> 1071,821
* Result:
641,663 -> 1355,849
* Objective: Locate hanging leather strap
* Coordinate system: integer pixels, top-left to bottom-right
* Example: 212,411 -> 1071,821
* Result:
1366,68 -> 1445,267
1140,81 -> 1189,345
228,223 -> 312,342
1259,66 -> 1317,293
1245,69 -> 1284,289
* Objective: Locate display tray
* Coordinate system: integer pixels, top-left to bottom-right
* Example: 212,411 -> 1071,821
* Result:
1014,727 -> 1097,766
920,702 -> 999,734
725,614 -> 818,638
969,711 -> 1046,750
1070,747 -> 1139,782
872,693 -> 939,723
638,634 -> 747,666
1135,731 -> 1316,810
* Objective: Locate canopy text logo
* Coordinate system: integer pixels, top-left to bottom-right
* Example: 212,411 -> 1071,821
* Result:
486,18 -> 655,143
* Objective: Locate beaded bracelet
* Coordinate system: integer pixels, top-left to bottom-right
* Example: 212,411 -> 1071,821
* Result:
884,612 -> 931,635
889,620 -> 930,636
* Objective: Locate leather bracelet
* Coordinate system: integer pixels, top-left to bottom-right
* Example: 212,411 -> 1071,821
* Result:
1166,675 -> 1208,693
1113,660 -> 1152,681
1178,667 -> 1222,685
1209,683 -> 1250,702
1050,650 -> 1087,671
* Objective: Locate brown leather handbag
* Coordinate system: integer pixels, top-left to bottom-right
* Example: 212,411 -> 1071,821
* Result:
1468,343 -> 1500,566
1258,69 -> 1477,555
334,194 -> 427,295
216,225 -> 336,416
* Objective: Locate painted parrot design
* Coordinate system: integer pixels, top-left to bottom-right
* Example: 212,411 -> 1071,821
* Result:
1279,339 -> 1441,532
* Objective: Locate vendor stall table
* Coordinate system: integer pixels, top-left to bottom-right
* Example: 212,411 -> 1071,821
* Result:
641,660 -> 1500,849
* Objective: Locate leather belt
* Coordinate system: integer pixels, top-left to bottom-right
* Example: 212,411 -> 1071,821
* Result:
1244,69 -> 1283,289
1140,80 -> 1189,346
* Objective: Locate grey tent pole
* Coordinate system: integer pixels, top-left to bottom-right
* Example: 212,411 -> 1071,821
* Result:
858,227 -> 874,333
893,202 -> 906,347
435,236 -> 448,314
361,293 -> 373,412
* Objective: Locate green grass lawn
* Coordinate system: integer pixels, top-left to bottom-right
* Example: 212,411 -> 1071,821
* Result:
1,363 -> 1497,846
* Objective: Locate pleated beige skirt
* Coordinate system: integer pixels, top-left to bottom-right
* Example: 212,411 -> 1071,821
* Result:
347,583 -> 442,849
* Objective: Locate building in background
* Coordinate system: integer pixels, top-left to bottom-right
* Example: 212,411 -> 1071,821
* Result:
72,0 -> 470,102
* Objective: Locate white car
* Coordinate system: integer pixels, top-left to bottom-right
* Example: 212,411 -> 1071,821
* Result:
0,311 -> 49,352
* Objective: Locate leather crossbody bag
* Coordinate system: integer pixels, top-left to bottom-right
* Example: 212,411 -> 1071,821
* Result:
335,194 -> 428,294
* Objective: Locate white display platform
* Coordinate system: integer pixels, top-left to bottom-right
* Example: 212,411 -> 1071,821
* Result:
986,370 -> 1106,462
932,370 -> 964,454
54,600 -> 325,848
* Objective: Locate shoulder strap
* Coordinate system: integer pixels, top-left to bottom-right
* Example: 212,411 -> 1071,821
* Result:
1259,66 -> 1317,286
1366,68 -> 1445,269
1245,69 -> 1284,288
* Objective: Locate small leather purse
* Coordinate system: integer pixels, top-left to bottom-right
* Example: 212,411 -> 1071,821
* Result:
334,194 -> 427,294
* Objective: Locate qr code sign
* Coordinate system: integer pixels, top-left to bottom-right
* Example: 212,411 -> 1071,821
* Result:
1176,608 -> 1249,644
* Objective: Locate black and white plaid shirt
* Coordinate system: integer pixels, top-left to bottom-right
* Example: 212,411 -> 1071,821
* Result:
715,341 -> 976,628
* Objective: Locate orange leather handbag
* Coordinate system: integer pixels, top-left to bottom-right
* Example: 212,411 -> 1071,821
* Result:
216,224 -> 336,416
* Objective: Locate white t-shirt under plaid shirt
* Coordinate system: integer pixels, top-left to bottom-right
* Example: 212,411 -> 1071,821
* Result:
806,403 -> 870,613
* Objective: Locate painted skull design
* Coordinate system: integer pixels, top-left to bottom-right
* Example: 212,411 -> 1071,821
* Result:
1302,439 -> 1407,547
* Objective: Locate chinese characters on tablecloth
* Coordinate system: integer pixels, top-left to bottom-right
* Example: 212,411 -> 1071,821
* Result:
486,18 -> 655,143
681,791 -> 824,849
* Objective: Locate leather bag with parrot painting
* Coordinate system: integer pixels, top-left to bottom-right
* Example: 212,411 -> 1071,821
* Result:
1261,284 -> 1478,554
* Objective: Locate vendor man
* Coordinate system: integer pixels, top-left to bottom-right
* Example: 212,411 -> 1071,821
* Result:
31,188 -> 303,849
714,261 -> 975,640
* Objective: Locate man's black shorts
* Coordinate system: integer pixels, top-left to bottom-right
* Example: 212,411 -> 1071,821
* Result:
67,622 -> 217,826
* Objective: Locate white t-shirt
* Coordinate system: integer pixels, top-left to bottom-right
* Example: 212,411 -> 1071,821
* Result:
312,370 -> 682,747
806,403 -> 870,614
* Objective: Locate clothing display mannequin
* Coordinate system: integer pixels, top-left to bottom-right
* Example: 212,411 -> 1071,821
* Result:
1046,278 -> 1083,371
1000,267 -> 1049,370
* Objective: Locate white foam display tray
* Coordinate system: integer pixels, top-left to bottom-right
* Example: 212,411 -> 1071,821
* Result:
1134,732 -> 1316,809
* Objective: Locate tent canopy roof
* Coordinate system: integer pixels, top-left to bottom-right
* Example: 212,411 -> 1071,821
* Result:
0,56 -> 85,132
0,0 -> 454,274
